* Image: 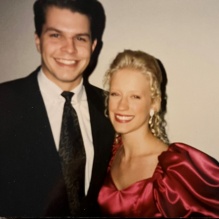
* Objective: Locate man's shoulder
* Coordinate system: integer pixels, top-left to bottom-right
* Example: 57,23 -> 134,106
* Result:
84,82 -> 103,91
0,67 -> 41,102
0,67 -> 39,89
84,82 -> 105,97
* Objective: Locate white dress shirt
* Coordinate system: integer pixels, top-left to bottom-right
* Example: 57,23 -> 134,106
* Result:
38,70 -> 94,195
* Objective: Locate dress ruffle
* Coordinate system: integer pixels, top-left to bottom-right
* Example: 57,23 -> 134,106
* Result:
154,143 -> 219,217
98,141 -> 219,217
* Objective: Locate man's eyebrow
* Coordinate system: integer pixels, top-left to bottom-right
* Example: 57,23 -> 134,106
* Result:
44,27 -> 61,33
76,33 -> 91,38
44,27 -> 91,38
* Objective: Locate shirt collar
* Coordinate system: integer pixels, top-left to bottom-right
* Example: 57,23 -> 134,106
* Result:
37,69 -> 85,103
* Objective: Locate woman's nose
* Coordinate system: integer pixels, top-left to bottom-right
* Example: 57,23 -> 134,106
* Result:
118,97 -> 129,110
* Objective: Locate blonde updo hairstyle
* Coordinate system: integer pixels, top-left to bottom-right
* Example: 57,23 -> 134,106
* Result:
103,49 -> 169,144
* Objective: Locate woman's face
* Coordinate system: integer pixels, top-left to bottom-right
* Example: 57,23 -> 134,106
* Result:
109,68 -> 154,136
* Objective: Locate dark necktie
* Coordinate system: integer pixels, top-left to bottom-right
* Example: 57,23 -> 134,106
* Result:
59,91 -> 86,216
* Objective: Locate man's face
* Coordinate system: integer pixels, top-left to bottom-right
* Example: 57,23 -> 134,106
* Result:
35,6 -> 97,90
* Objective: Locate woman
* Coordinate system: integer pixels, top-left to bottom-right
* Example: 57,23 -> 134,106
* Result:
98,50 -> 219,217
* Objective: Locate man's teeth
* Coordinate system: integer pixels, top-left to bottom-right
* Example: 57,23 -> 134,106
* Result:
116,115 -> 133,121
56,59 -> 76,65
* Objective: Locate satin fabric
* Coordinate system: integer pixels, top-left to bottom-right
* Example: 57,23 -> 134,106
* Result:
98,140 -> 219,217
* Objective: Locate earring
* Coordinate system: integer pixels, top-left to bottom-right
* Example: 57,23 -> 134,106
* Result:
149,109 -> 154,124
115,133 -> 120,144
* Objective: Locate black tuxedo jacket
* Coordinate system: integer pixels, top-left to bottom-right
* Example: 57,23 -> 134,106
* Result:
0,67 -> 114,217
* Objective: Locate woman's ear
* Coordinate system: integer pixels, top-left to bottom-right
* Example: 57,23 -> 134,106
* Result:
152,96 -> 161,113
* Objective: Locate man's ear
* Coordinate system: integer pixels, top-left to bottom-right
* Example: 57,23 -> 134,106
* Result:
35,33 -> 41,53
91,39 -> 97,52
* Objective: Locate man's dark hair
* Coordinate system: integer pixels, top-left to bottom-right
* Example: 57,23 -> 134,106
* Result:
33,0 -> 105,42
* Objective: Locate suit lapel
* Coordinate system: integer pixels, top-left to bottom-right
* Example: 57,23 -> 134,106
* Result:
84,84 -> 104,150
24,69 -> 57,153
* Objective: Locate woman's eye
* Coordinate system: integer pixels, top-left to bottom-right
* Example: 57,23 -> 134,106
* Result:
132,95 -> 141,99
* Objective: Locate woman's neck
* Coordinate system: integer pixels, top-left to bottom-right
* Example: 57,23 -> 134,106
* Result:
120,130 -> 157,159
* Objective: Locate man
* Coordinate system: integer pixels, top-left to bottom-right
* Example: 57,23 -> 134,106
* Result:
0,0 -> 114,217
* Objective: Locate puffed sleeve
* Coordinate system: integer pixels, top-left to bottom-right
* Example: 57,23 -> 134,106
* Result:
153,143 -> 219,218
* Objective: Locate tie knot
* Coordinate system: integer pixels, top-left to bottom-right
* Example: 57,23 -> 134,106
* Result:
61,91 -> 74,102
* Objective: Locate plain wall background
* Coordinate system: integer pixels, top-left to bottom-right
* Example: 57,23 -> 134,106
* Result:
0,0 -> 219,160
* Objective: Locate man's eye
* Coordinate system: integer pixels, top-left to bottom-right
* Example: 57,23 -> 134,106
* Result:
50,33 -> 60,38
110,92 -> 119,97
76,36 -> 87,42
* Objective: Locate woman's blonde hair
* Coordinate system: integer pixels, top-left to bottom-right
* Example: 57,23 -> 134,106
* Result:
103,49 -> 169,144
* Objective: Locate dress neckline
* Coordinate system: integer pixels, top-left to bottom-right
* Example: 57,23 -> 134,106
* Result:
109,144 -> 173,191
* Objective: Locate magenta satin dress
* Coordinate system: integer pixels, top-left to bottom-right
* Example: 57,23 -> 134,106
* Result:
98,139 -> 219,217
